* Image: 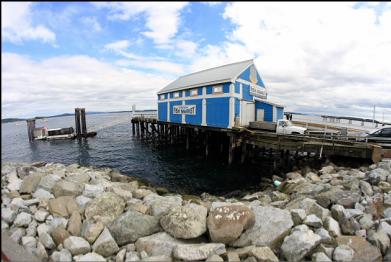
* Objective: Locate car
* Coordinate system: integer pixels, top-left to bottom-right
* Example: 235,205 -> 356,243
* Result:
365,127 -> 391,144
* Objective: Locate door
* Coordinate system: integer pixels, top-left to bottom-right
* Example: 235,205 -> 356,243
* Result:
240,102 -> 255,126
257,109 -> 264,121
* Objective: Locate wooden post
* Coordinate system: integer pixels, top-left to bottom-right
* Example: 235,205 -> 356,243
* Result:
205,131 -> 209,158
26,119 -> 36,142
228,135 -> 235,165
132,122 -> 135,136
186,128 -> 190,151
80,108 -> 87,137
136,122 -> 140,137
74,108 -> 81,138
170,125 -> 174,144
219,135 -> 224,153
241,142 -> 247,164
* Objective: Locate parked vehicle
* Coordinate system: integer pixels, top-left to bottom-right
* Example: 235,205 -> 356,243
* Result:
249,120 -> 307,135
365,127 -> 391,144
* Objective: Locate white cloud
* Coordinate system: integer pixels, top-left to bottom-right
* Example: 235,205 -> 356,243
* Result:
80,16 -> 102,32
94,2 -> 188,44
1,2 -> 55,44
104,40 -> 130,52
1,53 -> 172,118
189,2 -> 391,121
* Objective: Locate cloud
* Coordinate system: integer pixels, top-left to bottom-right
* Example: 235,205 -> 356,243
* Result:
1,2 -> 55,44
80,16 -> 102,32
94,2 -> 188,44
104,40 -> 130,51
1,53 -> 172,118
188,2 -> 391,120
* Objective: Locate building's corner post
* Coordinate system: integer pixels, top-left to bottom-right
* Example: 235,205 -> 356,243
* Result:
228,83 -> 235,128
26,119 -> 36,142
182,100 -> 186,124
202,87 -> 207,126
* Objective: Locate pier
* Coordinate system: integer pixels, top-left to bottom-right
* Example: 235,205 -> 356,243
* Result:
131,117 -> 386,164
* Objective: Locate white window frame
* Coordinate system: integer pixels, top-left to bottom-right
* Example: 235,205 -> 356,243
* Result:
190,88 -> 198,96
213,85 -> 223,94
173,92 -> 180,98
159,94 -> 164,100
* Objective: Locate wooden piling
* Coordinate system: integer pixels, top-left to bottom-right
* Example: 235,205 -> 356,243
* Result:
26,119 -> 36,142
186,128 -> 190,151
241,142 -> 247,164
80,108 -> 87,137
132,122 -> 135,136
74,108 -> 81,138
205,131 -> 209,158
228,135 -> 235,165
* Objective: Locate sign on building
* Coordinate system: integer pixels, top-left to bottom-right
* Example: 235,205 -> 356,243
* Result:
250,86 -> 267,99
173,105 -> 196,115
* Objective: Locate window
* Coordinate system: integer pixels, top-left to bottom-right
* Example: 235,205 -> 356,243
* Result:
173,92 -> 180,98
159,94 -> 164,100
190,88 -> 198,96
213,85 -> 223,93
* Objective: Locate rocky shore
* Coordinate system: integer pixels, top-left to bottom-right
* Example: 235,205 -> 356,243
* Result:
1,160 -> 391,261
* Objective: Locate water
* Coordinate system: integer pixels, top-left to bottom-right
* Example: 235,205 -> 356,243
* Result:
1,112 -> 269,195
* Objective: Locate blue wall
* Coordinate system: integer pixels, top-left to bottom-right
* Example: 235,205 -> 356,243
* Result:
277,107 -> 284,120
242,83 -> 253,101
206,83 -> 230,94
255,101 -> 273,122
158,102 -> 167,121
238,65 -> 265,87
185,99 -> 202,125
169,101 -> 182,123
206,97 -> 230,128
234,82 -> 240,94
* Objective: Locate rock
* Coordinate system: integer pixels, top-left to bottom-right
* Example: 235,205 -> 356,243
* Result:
287,198 -> 330,221
127,202 -> 149,214
75,195 -> 91,212
324,216 -> 341,237
281,226 -> 322,262
48,217 -> 69,232
249,246 -> 278,262
49,196 -> 79,217
312,252 -> 331,262
52,180 -> 83,197
360,180 -> 374,196
140,250 -> 148,259
336,235 -> 382,262
39,232 -> 56,249
51,249 -> 72,262
83,184 -> 104,198
345,208 -> 364,218
144,194 -> 182,217
81,219 -> 105,244
142,255 -> 172,261
116,248 -> 127,262
320,165 -> 335,175
22,236 -> 37,249
368,168 -> 389,185
85,192 -> 125,224
226,252 -> 240,262
135,232 -> 186,257
333,245 -> 354,262
304,215 -> 323,228
75,252 -> 106,261
26,220 -> 38,237
14,212 -> 32,227
368,229 -> 390,255
336,192 -> 361,209
125,251 -> 140,261
160,203 -> 207,239
34,241 -> 48,260
112,186 -> 133,200
20,173 -> 42,194
7,175 -> 23,191
315,228 -> 332,244
173,243 -> 226,261
233,206 -> 293,249
34,209 -> 49,222
359,213 -> 374,230
92,227 -> 119,257
51,227 -> 70,246
133,188 -> 153,199
384,208 -> 391,218
32,188 -> 54,199
2,221 -> 9,230
10,228 -> 25,244
38,174 -> 61,191
2,207 -> 18,223
340,216 -> 361,235
67,211 -> 82,236
243,257 -> 257,262
37,223 -> 50,236
207,204 -> 255,244
63,236 -> 91,255
66,173 -> 90,185
206,254 -> 224,262
109,211 -> 161,245
290,209 -> 306,225
379,221 -> 391,238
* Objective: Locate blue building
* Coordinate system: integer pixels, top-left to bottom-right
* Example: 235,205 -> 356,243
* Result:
157,59 -> 284,129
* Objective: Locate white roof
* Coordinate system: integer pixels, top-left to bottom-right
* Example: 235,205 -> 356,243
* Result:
157,59 -> 253,94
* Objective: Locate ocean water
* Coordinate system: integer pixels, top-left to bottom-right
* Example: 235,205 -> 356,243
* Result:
1,112 -> 268,195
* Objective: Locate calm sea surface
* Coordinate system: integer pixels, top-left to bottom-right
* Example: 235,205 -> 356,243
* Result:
1,112 -> 269,195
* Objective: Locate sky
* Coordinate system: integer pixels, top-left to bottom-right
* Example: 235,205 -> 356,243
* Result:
2,2 -> 391,121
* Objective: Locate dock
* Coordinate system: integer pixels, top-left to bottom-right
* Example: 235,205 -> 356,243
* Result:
131,117 -> 386,164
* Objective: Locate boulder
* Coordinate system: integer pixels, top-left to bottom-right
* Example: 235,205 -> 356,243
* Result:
65,173 -> 90,184
81,220 -> 105,244
14,212 -> 32,227
312,252 -> 331,262
34,242 -> 48,260
75,195 -> 91,212
51,227 -> 70,246
207,254 -> 224,262
20,173 -> 42,194
303,214 -> 323,228
83,184 -> 104,198
92,227 -> 119,257
48,196 -> 79,217
32,188 -> 54,200
335,191 -> 361,209
26,220 -> 38,237
281,226 -> 322,262
111,187 -> 133,200
67,211 -> 82,236
75,252 -> 106,262
333,245 -> 354,262
52,180 -> 83,197
63,236 -> 91,255
50,249 -> 72,262
290,209 -> 306,225
233,206 -> 293,249
367,229 -> 390,255
324,217 -> 341,237
135,232 -> 186,257
360,180 -> 374,196
161,203 -> 207,239
336,235 -> 382,262
115,248 -> 126,262
34,209 -> 49,222
286,198 -> 329,221
249,246 -> 278,262
207,204 -> 255,244
144,193 -> 182,217
2,207 -> 18,224
133,188 -> 154,199
22,236 -> 37,249
85,192 -> 125,224
173,243 -> 226,261
39,232 -> 56,249
109,211 -> 161,245
125,251 -> 140,261
10,228 -> 25,244
38,174 -> 61,191
368,168 -> 389,185
315,228 -> 333,244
